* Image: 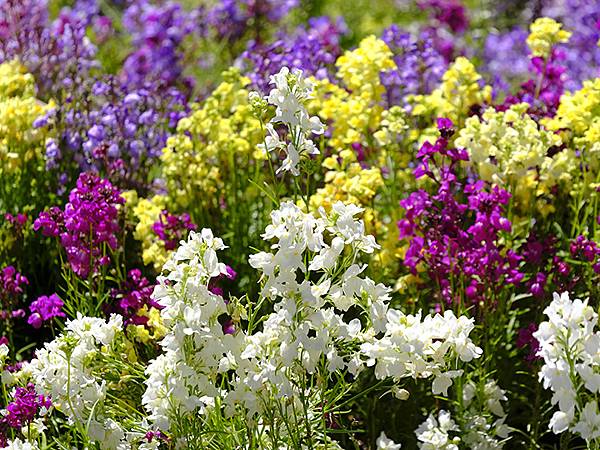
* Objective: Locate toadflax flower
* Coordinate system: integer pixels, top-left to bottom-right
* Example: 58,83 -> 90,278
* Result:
27,293 -> 65,329
534,291 -> 600,443
256,66 -> 325,176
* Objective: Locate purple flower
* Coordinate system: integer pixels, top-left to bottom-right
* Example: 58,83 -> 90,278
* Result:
0,266 -> 29,320
419,0 -> 469,34
108,269 -> 159,327
34,173 -> 125,278
516,323 -> 541,363
208,0 -> 299,44
27,294 -> 65,329
1,383 -> 51,429
380,25 -> 447,106
152,210 -> 197,251
121,0 -> 202,91
238,16 -> 347,93
398,123 -> 522,309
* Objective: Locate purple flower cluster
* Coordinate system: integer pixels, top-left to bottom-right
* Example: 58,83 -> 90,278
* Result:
520,232 -> 573,299
43,77 -> 188,192
497,48 -> 567,118
0,0 -> 98,98
0,266 -> 28,320
108,269 -> 160,327
27,293 -> 65,329
207,0 -> 299,44
152,210 -> 197,251
239,16 -> 347,93
482,28 -> 530,95
542,0 -> 600,90
516,322 -> 540,363
417,0 -> 469,63
121,0 -> 202,91
1,383 -> 51,428
570,235 -> 600,274
34,173 -> 125,278
380,25 -> 447,107
5,213 -> 27,233
398,119 -> 523,308
419,0 -> 469,34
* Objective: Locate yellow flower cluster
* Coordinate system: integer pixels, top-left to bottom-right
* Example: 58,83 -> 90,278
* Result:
309,36 -> 396,151
0,60 -> 53,172
126,306 -> 167,344
545,78 -> 600,156
456,103 -> 574,213
130,194 -> 170,271
526,17 -> 571,59
410,57 -> 492,128
373,106 -> 408,146
161,68 -> 263,210
309,149 -> 383,230
0,60 -> 35,98
336,35 -> 396,94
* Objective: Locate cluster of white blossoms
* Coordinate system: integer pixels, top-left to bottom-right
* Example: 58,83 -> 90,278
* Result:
143,229 -> 243,432
415,410 -> 461,450
255,66 -> 325,176
461,380 -> 510,449
29,314 -> 131,450
139,200 -> 483,447
534,291 -> 600,443
414,379 -> 509,450
2,438 -> 39,450
361,309 -> 482,396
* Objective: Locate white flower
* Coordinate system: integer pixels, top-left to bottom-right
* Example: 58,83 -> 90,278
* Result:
534,291 -> 600,443
29,314 -> 129,450
572,401 -> 600,441
3,438 -> 39,450
415,410 -> 459,450
550,409 -> 574,434
259,66 -> 325,176
377,431 -> 402,449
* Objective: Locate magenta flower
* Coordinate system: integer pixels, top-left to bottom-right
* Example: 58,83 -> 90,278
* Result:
152,209 -> 197,251
1,383 -> 51,429
27,294 -> 65,329
34,172 -> 125,278
398,120 -> 523,308
108,269 -> 160,327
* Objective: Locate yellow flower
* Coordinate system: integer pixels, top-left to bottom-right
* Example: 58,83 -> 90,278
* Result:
0,60 -> 54,173
161,68 -> 263,210
455,103 -> 573,210
132,195 -> 169,271
308,36 -> 396,152
527,18 -> 571,59
409,57 -> 491,128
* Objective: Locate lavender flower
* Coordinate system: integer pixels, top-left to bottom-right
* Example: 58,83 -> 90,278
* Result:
0,0 -> 98,98
207,0 -> 299,44
121,0 -> 202,91
380,25 -> 447,106
481,28 -> 530,95
238,16 -> 347,93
